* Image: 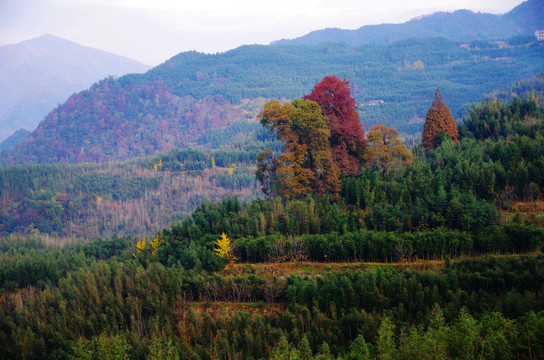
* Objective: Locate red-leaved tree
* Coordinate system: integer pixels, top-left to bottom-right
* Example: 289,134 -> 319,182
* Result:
304,76 -> 367,175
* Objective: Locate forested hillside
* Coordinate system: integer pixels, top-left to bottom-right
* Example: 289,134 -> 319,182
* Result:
2,80 -> 544,240
0,139 -> 275,238
0,129 -> 31,152
3,36 -> 542,165
486,72 -> 544,106
0,83 -> 543,359
272,11 -> 515,47
1,2 -> 543,358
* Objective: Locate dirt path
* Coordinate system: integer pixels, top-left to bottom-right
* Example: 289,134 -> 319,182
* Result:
223,259 -> 446,279
224,253 -> 541,279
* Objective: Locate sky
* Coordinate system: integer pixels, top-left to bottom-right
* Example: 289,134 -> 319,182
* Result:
0,0 -> 526,66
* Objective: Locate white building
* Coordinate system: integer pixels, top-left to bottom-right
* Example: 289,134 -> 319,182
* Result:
536,30 -> 544,41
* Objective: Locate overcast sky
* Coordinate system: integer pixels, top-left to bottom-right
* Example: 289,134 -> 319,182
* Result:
0,0 -> 525,66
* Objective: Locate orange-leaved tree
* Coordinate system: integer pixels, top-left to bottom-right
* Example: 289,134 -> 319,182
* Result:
422,89 -> 458,150
365,124 -> 412,176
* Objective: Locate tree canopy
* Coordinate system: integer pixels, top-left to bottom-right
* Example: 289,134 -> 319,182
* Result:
304,75 -> 367,175
364,124 -> 412,176
258,99 -> 340,198
256,76 -> 367,199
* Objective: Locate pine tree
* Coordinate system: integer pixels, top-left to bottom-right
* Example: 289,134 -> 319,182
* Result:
377,316 -> 397,360
270,336 -> 291,360
298,335 -> 313,360
348,334 -> 371,360
422,89 -> 458,150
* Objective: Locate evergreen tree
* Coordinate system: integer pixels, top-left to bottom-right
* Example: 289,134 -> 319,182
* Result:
348,334 -> 371,360
298,335 -> 313,360
377,316 -> 397,360
270,336 -> 291,360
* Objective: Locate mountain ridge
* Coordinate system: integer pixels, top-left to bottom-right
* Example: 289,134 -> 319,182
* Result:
271,0 -> 543,46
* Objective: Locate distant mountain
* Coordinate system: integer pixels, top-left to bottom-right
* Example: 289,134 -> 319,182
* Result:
3,35 -> 542,166
503,0 -> 544,35
0,34 -> 150,141
271,0 -> 543,46
0,129 -> 31,152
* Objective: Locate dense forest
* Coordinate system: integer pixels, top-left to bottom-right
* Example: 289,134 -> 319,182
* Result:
2,78 -> 543,240
0,75 -> 543,359
487,72 -> 544,107
2,36 -> 543,165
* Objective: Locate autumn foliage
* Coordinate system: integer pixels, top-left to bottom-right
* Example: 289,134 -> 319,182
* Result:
258,99 -> 340,198
257,76 -> 366,198
422,89 -> 458,150
304,76 -> 367,175
365,124 -> 412,176
214,232 -> 237,268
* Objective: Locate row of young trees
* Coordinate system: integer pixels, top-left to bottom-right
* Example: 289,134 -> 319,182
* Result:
234,223 -> 543,263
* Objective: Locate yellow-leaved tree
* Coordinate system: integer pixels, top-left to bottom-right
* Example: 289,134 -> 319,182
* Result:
214,232 -> 237,268
133,239 -> 146,258
150,234 -> 163,255
136,240 -> 146,253
133,236 -> 163,259
228,163 -> 236,175
153,159 -> 163,172
364,124 -> 412,176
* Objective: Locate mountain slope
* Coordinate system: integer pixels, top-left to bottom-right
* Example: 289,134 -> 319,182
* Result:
271,0 -> 543,46
503,0 -> 544,34
486,72 -> 544,106
3,36 -> 543,166
0,147 -> 262,237
0,34 -> 150,141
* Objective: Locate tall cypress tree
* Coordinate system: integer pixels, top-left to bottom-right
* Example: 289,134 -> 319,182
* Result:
422,89 -> 458,150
